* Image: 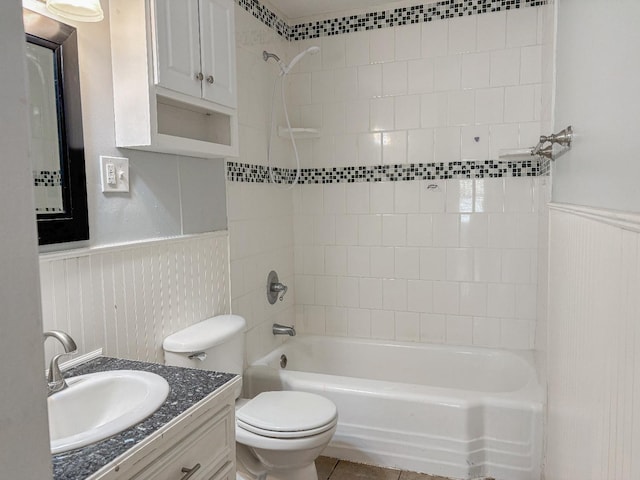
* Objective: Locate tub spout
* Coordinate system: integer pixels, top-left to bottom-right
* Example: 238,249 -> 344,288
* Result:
272,323 -> 296,336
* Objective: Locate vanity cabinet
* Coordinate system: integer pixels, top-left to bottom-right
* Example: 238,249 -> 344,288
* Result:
91,377 -> 240,480
110,0 -> 238,158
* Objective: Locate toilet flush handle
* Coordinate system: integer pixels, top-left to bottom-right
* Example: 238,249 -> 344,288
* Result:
188,352 -> 207,361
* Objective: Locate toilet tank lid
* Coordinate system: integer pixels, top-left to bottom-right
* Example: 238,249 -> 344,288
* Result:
163,315 -> 246,353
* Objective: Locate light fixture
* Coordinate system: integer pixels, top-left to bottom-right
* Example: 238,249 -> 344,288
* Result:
45,0 -> 104,23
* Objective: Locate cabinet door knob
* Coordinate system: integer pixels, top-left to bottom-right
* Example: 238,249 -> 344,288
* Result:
180,463 -> 201,480
206,75 -> 214,84
195,72 -> 204,81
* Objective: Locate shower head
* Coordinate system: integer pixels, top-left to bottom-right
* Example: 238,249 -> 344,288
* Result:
281,46 -> 320,75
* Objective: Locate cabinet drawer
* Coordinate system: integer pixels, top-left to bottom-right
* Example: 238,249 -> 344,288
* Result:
131,405 -> 234,480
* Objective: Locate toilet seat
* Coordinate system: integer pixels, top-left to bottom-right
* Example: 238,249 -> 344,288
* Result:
236,391 -> 338,439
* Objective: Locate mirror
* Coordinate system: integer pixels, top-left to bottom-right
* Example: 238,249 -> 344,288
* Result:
23,8 -> 89,245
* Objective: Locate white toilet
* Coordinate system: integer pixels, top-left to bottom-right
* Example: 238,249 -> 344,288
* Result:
163,315 -> 338,480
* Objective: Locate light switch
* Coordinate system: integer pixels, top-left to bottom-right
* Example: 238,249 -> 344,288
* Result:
100,156 -> 129,193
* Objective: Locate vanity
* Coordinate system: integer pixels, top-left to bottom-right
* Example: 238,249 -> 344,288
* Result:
52,357 -> 241,480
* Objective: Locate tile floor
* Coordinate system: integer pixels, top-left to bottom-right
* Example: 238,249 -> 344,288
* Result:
315,457 -> 451,480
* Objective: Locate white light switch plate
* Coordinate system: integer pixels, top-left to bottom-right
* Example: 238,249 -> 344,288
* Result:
100,155 -> 129,193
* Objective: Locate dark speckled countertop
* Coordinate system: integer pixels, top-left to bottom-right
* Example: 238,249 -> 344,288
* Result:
52,357 -> 237,480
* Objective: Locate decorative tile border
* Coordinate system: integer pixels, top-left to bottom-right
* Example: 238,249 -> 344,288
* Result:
236,0 -> 548,42
227,159 -> 549,184
33,169 -> 62,187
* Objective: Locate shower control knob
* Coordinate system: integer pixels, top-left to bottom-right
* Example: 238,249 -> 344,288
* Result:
206,75 -> 214,84
195,72 -> 204,81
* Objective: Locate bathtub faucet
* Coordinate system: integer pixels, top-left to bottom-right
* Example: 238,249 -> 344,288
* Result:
273,323 -> 296,336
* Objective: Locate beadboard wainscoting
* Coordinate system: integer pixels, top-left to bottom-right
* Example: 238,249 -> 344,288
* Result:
546,204 -> 640,479
40,232 -> 231,365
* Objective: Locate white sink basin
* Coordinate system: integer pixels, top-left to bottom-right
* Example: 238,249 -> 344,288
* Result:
48,370 -> 170,454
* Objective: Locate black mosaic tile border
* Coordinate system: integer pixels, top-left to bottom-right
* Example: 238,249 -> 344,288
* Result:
227,159 -> 547,184
33,169 -> 62,187
235,0 -> 548,42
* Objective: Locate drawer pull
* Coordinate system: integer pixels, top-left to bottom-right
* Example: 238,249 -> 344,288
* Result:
180,463 -> 201,479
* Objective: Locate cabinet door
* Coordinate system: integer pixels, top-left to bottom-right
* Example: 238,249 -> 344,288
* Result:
154,0 -> 203,98
199,0 -> 237,108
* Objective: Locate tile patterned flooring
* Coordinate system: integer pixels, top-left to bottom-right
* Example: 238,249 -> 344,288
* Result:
315,457 -> 452,480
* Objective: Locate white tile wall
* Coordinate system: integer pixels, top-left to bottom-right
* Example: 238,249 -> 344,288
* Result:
40,233 -> 231,364
287,8 -> 546,167
294,177 -> 545,349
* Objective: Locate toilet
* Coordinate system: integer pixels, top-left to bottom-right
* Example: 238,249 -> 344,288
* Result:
163,315 -> 338,480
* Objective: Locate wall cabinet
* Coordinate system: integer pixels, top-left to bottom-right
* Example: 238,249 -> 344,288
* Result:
91,377 -> 240,480
155,0 -> 236,108
110,0 -> 238,158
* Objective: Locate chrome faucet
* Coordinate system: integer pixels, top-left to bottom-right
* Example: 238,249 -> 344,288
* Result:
272,323 -> 296,336
44,330 -> 77,396
267,270 -> 288,304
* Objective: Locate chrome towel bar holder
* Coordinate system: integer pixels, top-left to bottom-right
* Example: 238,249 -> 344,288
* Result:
531,125 -> 573,160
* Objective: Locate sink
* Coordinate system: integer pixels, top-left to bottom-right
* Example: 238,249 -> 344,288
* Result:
48,370 -> 170,454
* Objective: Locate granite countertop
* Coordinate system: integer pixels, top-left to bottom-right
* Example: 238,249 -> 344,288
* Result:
52,357 -> 237,480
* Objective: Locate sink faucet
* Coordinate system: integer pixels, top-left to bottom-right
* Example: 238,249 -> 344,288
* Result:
44,330 -> 77,396
272,323 -> 296,336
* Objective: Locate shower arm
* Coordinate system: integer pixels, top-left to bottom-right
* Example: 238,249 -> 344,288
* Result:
531,125 -> 573,160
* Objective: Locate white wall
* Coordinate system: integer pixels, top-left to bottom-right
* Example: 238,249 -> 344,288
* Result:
287,7 -> 551,349
23,0 -> 228,250
546,206 -> 640,480
0,0 -> 53,477
552,0 -> 640,212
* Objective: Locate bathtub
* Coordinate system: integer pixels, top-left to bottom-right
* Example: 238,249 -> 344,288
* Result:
243,335 -> 543,480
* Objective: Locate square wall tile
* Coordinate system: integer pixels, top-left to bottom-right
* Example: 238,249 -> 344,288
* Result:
434,55 -> 462,91
382,131 -> 408,165
504,177 -> 533,212
370,182 -> 395,214
358,215 -> 382,246
395,23 -> 422,60
446,248 -> 474,282
325,246 -> 347,276
460,282 -> 488,316
448,15 -> 477,54
346,182 -> 370,214
324,183 -> 346,214
335,215 -> 359,245
473,316 -> 501,347
370,246 -> 395,278
345,100 -> 370,134
489,123 -> 520,159
358,64 -> 382,98
315,276 -> 337,305
501,318 -> 533,349
333,68 -> 358,102
477,11 -> 506,51
448,90 -> 475,126
520,45 -> 543,84
371,310 -> 395,339
408,280 -> 433,312
395,96 -> 421,131
370,27 -> 395,63
359,277 -> 383,309
347,308 -> 372,337
337,277 -> 360,307
434,127 -> 461,163
312,70 -> 335,103
383,279 -> 408,310
314,215 -> 336,245
408,129 -> 435,164
382,214 -> 407,246
322,35 -> 346,70
421,92 -> 448,128
446,315 -> 473,344
506,8 -> 538,48
358,132 -> 382,165
462,52 -> 491,89
407,214 -> 433,247
433,281 -> 459,314
395,312 -> 420,341
459,214 -> 488,248
474,178 -> 504,213
408,59 -> 435,94
420,180 -> 446,213
395,247 -> 420,279
295,275 -> 315,305
346,31 -> 370,66
487,283 -> 516,318
395,181 -> 421,213
490,48 -> 521,87
371,97 -> 395,132
304,305 -> 326,335
501,250 -> 532,284
419,248 -> 447,281
347,246 -> 370,276
461,125 -> 489,161
433,214 -> 460,247
420,313 -> 446,343
475,88 -> 504,125
421,20 -> 448,58
383,62 -> 408,96
325,306 -> 348,336
446,179 -> 474,213
504,85 -> 536,123
474,248 -> 502,282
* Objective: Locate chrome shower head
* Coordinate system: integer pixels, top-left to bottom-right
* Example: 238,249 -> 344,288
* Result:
263,46 -> 321,75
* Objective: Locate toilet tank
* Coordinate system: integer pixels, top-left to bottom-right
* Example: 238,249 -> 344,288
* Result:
163,314 -> 246,375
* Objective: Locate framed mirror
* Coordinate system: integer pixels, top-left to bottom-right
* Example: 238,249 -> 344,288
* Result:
23,9 -> 89,245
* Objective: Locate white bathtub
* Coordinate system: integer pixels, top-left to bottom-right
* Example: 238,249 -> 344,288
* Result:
243,335 -> 543,480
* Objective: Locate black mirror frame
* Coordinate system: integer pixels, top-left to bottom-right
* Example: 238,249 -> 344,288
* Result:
24,9 -> 89,245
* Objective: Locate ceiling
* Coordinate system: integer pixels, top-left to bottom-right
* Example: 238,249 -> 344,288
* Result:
268,0 -> 404,21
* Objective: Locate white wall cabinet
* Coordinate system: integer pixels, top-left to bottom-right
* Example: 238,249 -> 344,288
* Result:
154,0 -> 237,108
110,0 -> 238,158
91,377 -> 241,480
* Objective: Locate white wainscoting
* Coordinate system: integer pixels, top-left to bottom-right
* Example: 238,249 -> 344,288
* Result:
546,203 -> 640,479
40,232 -> 230,364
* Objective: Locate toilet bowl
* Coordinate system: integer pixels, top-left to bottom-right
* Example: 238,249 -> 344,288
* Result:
163,315 -> 338,480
